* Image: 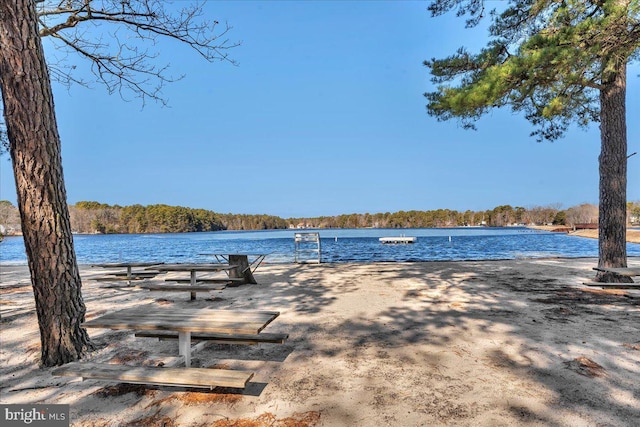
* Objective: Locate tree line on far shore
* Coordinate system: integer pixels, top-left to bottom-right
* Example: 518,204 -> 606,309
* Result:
1,200 -> 639,236
67,201 -> 290,234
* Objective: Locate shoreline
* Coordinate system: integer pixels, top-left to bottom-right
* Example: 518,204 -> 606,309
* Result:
1,259 -> 639,426
3,226 -> 640,245
2,226 -> 640,267
528,225 -> 640,244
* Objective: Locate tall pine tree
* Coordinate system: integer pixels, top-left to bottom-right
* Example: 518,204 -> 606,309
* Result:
424,1 -> 640,282
0,0 -> 236,366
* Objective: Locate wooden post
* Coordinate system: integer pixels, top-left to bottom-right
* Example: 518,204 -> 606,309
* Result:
228,255 -> 257,284
190,270 -> 197,300
178,331 -> 191,368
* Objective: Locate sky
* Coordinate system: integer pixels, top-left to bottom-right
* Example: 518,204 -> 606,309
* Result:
1,1 -> 639,218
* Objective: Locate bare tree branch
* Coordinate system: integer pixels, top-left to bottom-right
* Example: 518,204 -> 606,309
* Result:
1,0 -> 238,153
35,0 -> 239,105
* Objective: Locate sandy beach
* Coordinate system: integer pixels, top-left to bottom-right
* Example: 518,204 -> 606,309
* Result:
526,225 -> 640,244
1,258 -> 640,426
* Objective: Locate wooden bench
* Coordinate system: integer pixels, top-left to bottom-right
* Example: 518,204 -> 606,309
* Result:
592,267 -> 640,276
139,284 -> 227,300
94,276 -> 149,282
139,284 -> 227,292
583,282 -> 640,290
114,272 -> 159,278
51,362 -> 254,389
135,331 -> 289,345
168,278 -> 244,285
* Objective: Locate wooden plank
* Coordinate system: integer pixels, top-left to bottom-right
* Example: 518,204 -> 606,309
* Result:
135,331 -> 289,344
99,283 -> 146,289
83,306 -> 280,320
153,264 -> 238,272
140,284 -> 227,292
168,278 -> 244,284
121,307 -> 280,319
113,272 -> 159,278
52,362 -> 253,389
93,306 -> 280,319
592,267 -> 640,277
94,276 -> 148,282
81,307 -> 279,335
92,262 -> 164,268
91,316 -> 275,330
583,282 -> 640,289
83,319 -> 271,335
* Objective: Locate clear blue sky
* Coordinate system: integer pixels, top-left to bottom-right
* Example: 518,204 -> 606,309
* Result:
1,1 -> 638,218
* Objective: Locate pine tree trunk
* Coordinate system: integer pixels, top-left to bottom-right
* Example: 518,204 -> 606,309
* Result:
0,0 -> 92,365
596,60 -> 631,282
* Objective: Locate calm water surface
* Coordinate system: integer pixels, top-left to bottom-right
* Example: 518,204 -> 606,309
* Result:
3,227 -> 640,265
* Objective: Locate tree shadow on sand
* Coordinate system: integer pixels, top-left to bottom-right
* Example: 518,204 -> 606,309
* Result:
257,259 -> 640,426
3,259 -> 640,426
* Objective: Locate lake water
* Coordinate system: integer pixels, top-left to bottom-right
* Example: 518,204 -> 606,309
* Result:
2,227 -> 640,265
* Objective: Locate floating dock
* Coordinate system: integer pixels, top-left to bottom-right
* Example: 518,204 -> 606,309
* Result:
379,236 -> 417,244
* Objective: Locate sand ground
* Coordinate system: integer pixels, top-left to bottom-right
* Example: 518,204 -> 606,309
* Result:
1,258 -> 640,426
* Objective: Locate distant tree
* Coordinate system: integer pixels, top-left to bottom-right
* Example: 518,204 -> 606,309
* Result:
461,210 -> 476,226
629,201 -> 640,225
74,201 -> 110,210
565,203 -> 599,227
490,205 -> 515,227
120,204 -> 148,233
553,211 -> 567,226
424,1 -> 639,282
0,200 -> 21,234
524,205 -> 561,226
0,0 -> 237,366
69,201 -> 120,233
514,206 -> 526,224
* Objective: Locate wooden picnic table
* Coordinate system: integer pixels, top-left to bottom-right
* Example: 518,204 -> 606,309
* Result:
53,305 -> 283,389
198,253 -> 269,285
82,305 -> 280,368
146,263 -> 239,300
92,262 -> 164,283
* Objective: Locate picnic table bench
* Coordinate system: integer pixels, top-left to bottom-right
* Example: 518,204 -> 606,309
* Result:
93,273 -> 158,281
583,282 -> 640,290
592,267 -> 640,277
165,277 -> 245,290
139,283 -> 227,293
148,263 -> 239,300
135,330 -> 289,345
52,362 -> 253,389
169,277 -> 244,284
585,266 -> 640,289
92,262 -> 163,284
